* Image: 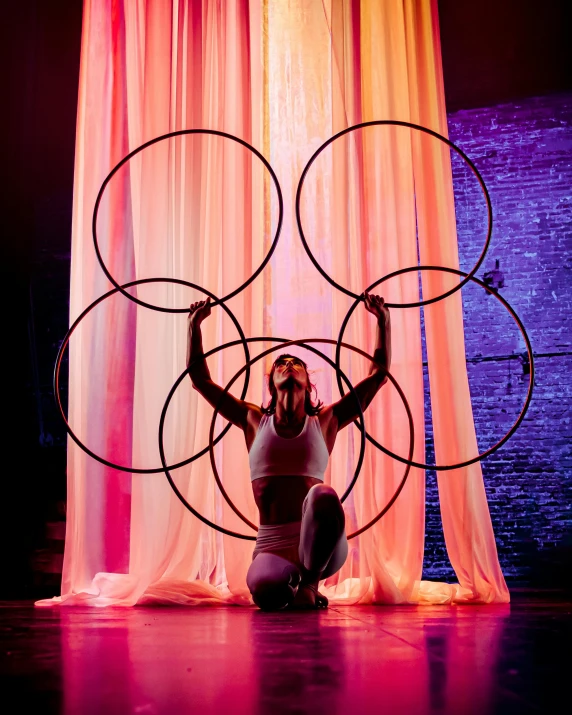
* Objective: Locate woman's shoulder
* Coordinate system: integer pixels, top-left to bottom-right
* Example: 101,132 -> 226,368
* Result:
245,403 -> 265,428
316,403 -> 335,428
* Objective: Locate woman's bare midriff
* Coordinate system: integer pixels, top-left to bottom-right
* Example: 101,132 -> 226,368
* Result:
253,475 -> 322,525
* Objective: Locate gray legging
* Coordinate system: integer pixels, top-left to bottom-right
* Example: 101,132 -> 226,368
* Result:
247,484 -> 348,610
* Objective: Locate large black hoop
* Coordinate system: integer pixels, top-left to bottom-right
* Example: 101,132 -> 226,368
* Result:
54,278 -> 250,474
158,337 -> 414,541
207,339 -> 366,532
55,121 -> 535,547
295,120 -> 492,308
93,129 -> 283,313
335,266 -> 534,471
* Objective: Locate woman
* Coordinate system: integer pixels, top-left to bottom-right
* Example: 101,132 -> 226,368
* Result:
187,293 -> 391,610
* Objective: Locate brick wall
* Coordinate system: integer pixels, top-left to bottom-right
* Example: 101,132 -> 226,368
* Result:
421,93 -> 572,585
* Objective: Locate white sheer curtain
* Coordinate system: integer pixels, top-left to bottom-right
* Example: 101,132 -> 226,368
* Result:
38,0 -> 508,608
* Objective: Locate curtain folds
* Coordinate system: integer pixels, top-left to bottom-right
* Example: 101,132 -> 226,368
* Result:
38,0 -> 508,608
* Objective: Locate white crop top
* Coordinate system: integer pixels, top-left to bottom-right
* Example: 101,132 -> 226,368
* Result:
248,414 -> 329,482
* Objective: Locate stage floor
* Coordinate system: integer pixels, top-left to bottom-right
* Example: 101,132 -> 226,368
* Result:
1,592 -> 570,714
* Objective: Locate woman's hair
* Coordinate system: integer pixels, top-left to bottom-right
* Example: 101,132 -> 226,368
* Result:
261,354 -> 323,415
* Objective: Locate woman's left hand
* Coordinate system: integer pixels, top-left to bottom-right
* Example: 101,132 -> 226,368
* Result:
364,292 -> 390,325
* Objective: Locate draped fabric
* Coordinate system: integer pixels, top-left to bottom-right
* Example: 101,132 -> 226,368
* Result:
38,0 -> 508,608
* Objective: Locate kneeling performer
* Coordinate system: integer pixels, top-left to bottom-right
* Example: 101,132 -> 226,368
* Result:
187,294 -> 391,610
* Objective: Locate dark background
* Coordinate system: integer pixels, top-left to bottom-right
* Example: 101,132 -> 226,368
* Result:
1,0 -> 571,597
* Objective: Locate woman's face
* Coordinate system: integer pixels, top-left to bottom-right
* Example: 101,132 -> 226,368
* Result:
271,356 -> 310,392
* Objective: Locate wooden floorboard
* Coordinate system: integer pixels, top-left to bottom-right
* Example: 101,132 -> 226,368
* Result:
0,592 -> 570,714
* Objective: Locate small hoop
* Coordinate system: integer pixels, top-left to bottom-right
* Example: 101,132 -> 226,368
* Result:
93,129 -> 283,313
296,120 -> 492,308
335,265 -> 534,471
54,278 -> 250,474
206,338 -> 367,532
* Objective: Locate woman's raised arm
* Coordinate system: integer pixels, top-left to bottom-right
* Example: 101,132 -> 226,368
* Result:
331,293 -> 391,430
187,298 -> 251,429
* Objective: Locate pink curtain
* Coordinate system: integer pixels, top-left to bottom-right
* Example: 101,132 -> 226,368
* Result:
38,0 -> 508,608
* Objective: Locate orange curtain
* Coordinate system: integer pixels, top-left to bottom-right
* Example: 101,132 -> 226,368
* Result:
39,0 -> 508,607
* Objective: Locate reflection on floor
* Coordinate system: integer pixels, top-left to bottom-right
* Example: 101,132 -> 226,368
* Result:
0,592 -> 570,714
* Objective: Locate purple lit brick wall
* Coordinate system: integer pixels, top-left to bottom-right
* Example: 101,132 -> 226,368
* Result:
421,93 -> 572,585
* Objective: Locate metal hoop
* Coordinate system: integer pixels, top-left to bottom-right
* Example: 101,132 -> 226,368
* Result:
295,120 -> 492,308
57,122 -> 534,550
54,278 -> 250,474
335,265 -> 534,471
93,129 -> 283,313
158,337 -> 414,541
207,339 -> 366,532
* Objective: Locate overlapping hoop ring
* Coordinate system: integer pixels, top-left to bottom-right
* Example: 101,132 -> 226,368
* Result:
158,338 -> 414,540
93,130 -> 283,313
54,278 -> 251,474
335,266 -> 535,471
206,339 -> 367,532
296,120 -> 492,308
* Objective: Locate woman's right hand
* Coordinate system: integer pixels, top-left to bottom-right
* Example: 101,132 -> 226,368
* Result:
188,297 -> 211,327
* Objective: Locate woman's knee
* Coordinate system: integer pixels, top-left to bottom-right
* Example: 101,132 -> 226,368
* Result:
304,484 -> 344,522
